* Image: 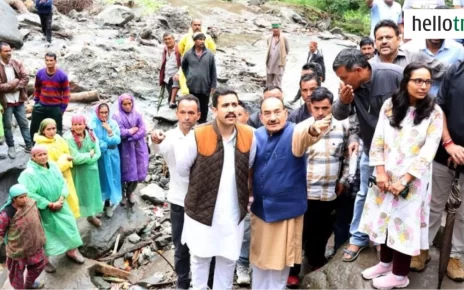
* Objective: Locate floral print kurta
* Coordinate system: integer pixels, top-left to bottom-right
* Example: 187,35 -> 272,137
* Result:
359,99 -> 443,256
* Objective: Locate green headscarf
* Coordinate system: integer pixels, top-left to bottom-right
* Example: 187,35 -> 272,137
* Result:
0,184 -> 28,212
38,118 -> 57,136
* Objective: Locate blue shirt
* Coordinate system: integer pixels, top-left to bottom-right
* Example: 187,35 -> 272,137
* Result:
402,39 -> 464,95
370,0 -> 402,39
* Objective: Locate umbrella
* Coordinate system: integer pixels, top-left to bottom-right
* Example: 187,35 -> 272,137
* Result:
438,168 -> 462,289
156,86 -> 166,113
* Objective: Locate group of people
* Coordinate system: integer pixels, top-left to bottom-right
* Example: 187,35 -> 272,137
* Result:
2,2 -> 464,290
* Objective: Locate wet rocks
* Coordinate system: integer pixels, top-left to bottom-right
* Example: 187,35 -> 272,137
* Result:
0,151 -> 30,205
140,184 -> 166,205
128,233 -> 141,244
97,5 -> 135,26
0,1 -> 23,48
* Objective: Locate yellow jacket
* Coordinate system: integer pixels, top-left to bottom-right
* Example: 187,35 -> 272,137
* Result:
34,134 -> 80,218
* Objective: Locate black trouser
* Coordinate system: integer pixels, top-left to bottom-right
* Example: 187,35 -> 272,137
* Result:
289,199 -> 337,276
30,104 -> 62,143
124,181 -> 138,198
170,204 -> 191,289
333,193 -> 355,251
38,13 -> 52,42
380,241 -> 411,276
190,92 -> 210,124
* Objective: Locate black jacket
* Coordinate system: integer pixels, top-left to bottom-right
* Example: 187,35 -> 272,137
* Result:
307,52 -> 326,82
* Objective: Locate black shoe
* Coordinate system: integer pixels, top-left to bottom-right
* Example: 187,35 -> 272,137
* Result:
169,103 -> 177,109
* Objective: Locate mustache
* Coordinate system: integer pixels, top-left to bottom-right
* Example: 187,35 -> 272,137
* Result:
267,120 -> 280,125
226,113 -> 236,118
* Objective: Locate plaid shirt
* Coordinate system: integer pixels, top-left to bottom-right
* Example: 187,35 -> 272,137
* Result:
306,117 -> 351,201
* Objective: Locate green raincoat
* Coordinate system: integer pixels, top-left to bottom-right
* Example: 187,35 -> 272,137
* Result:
63,130 -> 104,217
18,160 -> 83,256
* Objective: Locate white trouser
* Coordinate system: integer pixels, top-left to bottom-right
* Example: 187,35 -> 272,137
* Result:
191,255 -> 236,290
251,264 -> 290,290
429,162 -> 464,258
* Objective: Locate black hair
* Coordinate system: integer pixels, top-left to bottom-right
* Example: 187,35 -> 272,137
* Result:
374,19 -> 400,38
333,48 -> 369,71
359,37 -> 374,48
0,42 -> 10,52
263,85 -> 282,94
260,96 -> 284,112
299,73 -> 321,88
212,87 -> 238,108
390,62 -> 435,129
238,100 -> 248,112
177,94 -> 200,112
310,87 -> 334,104
302,62 -> 323,79
163,32 -> 174,39
45,52 -> 57,60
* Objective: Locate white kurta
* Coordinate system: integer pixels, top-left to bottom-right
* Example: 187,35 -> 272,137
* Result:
175,129 -> 256,261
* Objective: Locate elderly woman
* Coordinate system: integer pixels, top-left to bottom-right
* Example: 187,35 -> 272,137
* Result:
64,115 -> 103,227
18,145 -> 84,273
359,63 -> 443,289
112,94 -> 148,205
90,103 -> 122,217
34,118 -> 80,218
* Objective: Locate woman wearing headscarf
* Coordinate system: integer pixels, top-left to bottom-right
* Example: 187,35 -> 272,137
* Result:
90,103 -> 122,217
18,145 -> 84,273
359,63 -> 443,289
0,184 -> 46,289
34,118 -> 80,218
112,94 -> 148,204
63,115 -> 103,227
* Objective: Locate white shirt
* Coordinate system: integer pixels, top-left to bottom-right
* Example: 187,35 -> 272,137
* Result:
1,60 -> 20,104
454,0 -> 464,7
370,0 -> 402,39
164,50 -> 179,84
175,128 -> 256,260
403,0 -> 444,8
151,126 -> 190,207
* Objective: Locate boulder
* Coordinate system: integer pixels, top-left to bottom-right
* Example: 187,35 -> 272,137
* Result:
279,7 -> 300,24
156,6 -> 191,33
302,245 -> 463,289
0,151 -> 30,205
78,204 -> 151,259
253,18 -> 271,29
17,13 -> 62,31
148,106 -> 178,123
331,39 -> 357,48
0,1 -> 23,48
330,27 -> 344,36
140,183 -> 166,205
316,17 -> 331,31
97,5 -> 135,26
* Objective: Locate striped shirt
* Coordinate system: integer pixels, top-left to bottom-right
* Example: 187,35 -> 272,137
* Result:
306,117 -> 350,201
34,68 -> 70,112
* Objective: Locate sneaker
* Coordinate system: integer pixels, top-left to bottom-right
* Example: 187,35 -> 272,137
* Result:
105,205 -> 114,218
362,262 -> 393,280
26,280 -> 44,289
372,273 -> 409,289
66,249 -> 85,264
0,153 -> 6,160
7,147 -> 16,159
286,275 -> 300,288
236,265 -> 250,285
0,136 -> 4,145
24,145 -> 32,153
410,250 -> 430,272
447,257 -> 464,282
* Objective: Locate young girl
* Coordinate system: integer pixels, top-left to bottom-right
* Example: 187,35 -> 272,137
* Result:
91,103 -> 122,217
112,94 -> 148,204
64,115 -> 103,227
359,63 -> 443,289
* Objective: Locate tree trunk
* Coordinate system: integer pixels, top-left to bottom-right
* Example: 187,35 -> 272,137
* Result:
70,90 -> 100,103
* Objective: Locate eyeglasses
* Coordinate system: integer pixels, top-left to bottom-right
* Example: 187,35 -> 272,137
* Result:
409,78 -> 433,86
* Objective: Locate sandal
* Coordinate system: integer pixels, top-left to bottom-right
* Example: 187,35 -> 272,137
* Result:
87,216 -> 102,228
342,245 -> 367,262
66,249 -> 85,264
27,280 -> 44,289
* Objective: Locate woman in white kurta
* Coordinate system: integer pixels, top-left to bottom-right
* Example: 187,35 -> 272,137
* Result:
359,63 -> 443,289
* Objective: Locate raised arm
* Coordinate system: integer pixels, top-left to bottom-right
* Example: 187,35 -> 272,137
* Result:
291,118 -> 323,157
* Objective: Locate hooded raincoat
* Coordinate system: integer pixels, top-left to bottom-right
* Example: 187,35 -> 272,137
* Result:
18,160 -> 83,256
112,94 -> 149,183
90,104 -> 122,206
34,119 -> 80,218
64,123 -> 104,218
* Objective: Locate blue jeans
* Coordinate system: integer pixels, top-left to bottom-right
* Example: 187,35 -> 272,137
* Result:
349,151 -> 374,246
237,213 -> 251,268
2,103 -> 32,148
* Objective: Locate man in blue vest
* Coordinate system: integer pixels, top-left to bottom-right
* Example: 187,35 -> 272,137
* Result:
249,96 -> 330,290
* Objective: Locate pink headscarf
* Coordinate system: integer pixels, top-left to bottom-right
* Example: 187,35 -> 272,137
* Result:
71,115 -> 96,148
31,145 -> 48,157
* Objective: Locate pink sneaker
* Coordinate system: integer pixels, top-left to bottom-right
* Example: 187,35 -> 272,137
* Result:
362,263 -> 393,280
372,273 -> 409,289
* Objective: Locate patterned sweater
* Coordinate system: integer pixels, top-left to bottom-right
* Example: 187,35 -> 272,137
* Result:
34,68 -> 70,112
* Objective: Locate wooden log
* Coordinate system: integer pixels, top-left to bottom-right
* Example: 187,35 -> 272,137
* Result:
94,262 -> 130,279
98,240 -> 153,262
70,90 -> 100,103
7,0 -> 29,14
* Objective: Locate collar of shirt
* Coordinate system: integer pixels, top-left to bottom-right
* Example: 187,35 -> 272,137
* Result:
0,59 -> 10,67
359,62 -> 375,90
